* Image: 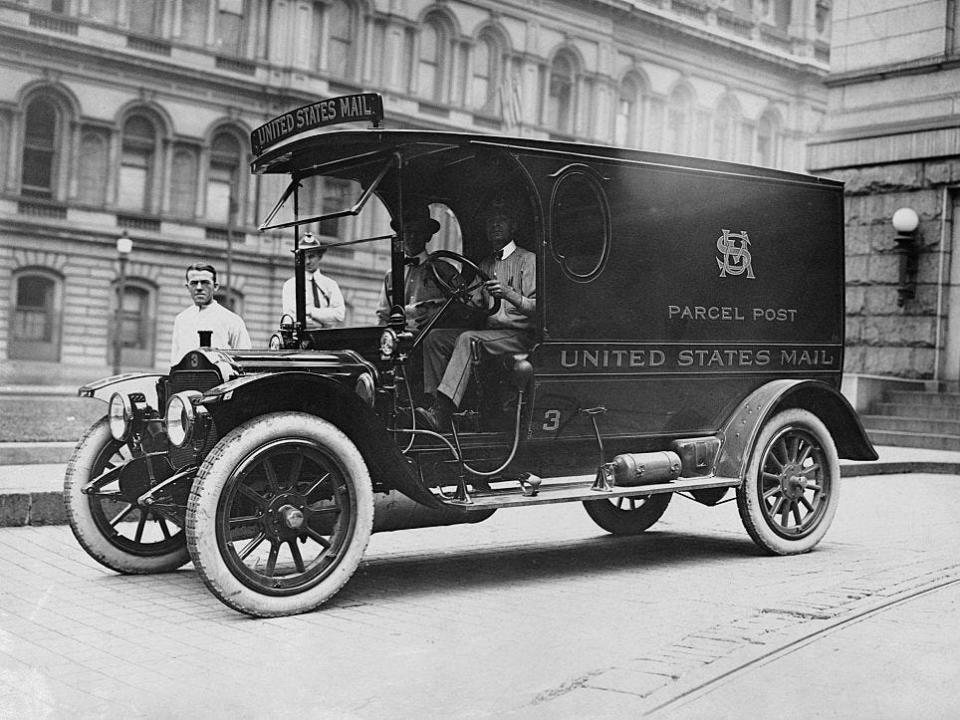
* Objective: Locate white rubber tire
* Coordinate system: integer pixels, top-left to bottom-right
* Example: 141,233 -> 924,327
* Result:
64,418 -> 190,574
186,412 -> 374,617
737,408 -> 840,555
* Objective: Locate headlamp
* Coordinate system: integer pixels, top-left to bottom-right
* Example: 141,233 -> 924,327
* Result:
165,391 -> 203,448
108,392 -> 133,441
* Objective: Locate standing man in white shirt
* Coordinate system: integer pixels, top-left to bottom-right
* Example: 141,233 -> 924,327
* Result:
281,233 -> 345,330
170,263 -> 252,365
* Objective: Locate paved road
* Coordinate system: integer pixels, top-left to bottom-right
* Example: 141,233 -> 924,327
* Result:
1,473 -> 958,719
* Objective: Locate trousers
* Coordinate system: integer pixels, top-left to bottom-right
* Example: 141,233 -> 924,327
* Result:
423,328 -> 533,407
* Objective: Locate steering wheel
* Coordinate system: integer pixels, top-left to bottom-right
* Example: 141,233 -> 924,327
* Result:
424,250 -> 501,317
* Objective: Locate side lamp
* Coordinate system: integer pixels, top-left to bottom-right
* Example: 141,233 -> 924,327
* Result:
892,207 -> 919,306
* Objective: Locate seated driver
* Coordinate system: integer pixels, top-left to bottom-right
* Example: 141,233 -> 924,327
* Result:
416,198 -> 536,431
375,206 -> 447,332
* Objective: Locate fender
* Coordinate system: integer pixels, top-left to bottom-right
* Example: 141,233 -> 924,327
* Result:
200,371 -> 441,509
79,372 -> 164,408
716,379 -> 878,480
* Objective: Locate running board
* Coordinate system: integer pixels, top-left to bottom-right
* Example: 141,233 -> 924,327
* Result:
441,475 -> 742,511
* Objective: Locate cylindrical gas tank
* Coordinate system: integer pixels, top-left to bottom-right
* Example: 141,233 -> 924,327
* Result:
607,451 -> 682,486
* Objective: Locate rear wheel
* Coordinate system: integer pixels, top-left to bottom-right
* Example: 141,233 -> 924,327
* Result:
583,493 -> 671,535
737,408 -> 839,555
186,412 -> 374,617
64,418 -> 190,574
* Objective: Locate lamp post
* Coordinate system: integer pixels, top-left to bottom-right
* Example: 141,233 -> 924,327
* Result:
892,207 -> 919,307
112,231 -> 133,375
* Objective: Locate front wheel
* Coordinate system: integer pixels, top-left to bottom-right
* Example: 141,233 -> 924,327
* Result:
64,418 -> 190,574
186,412 -> 374,617
737,408 -> 839,555
583,493 -> 671,535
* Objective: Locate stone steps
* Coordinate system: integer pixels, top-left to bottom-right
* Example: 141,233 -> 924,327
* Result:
864,388 -> 960,450
864,429 -> 960,452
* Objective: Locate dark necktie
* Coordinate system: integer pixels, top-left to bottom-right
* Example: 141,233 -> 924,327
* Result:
312,279 -> 328,307
404,256 -> 421,267
494,250 -> 503,261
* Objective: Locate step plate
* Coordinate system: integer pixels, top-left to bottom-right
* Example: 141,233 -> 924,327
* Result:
442,475 -> 742,511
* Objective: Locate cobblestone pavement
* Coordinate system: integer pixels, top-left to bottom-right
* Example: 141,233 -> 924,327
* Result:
1,473 -> 958,720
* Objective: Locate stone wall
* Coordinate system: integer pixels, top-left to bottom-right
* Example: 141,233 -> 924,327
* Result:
824,159 -> 960,379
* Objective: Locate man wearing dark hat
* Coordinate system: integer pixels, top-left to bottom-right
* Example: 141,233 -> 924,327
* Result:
417,198 -> 536,431
376,206 -> 448,332
281,232 -> 345,330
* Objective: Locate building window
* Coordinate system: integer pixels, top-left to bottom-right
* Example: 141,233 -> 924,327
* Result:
10,270 -> 63,361
21,97 -> 59,198
546,52 -> 576,134
214,287 -> 243,313
665,86 -> 693,155
119,115 -> 157,212
171,147 -> 199,217
216,0 -> 246,56
417,17 -> 447,102
318,178 -> 353,239
111,281 -> 155,368
325,0 -> 357,79
815,1 -> 830,37
207,132 -> 242,223
472,32 -> 501,114
89,0 -> 117,24
33,0 -> 69,13
756,113 -> 780,167
713,98 -> 739,161
77,131 -> 108,205
615,75 -> 643,147
181,0 -> 208,46
129,0 -> 163,35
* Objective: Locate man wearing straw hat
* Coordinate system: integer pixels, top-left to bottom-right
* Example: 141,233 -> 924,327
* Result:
281,233 -> 345,330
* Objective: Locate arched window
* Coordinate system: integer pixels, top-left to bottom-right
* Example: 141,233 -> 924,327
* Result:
326,0 -> 357,79
756,112 -> 780,167
207,131 -> 242,223
10,269 -> 63,361
665,86 -> 693,154
21,97 -> 59,198
119,115 -> 158,212
77,131 -> 108,205
417,16 -> 447,102
472,31 -> 502,114
712,98 -> 739,161
110,280 -> 156,368
615,75 -> 643,147
181,0 -> 208,46
547,52 -> 577,134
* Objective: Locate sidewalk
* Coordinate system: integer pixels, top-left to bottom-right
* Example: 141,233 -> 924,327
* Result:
1,445 -> 958,527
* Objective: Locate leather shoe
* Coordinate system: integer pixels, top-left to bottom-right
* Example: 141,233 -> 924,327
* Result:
415,405 -> 447,432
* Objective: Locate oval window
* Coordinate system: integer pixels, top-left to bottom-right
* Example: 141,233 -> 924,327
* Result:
549,169 -> 610,282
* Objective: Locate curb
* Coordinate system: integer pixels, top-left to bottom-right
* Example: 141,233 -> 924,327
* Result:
1,442 -> 76,465
1,460 -> 957,529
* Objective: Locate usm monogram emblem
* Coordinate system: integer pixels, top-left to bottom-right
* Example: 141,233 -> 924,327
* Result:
716,229 -> 755,279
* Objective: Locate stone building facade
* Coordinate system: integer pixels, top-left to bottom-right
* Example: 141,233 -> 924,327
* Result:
1,0 -> 832,385
808,0 -> 960,387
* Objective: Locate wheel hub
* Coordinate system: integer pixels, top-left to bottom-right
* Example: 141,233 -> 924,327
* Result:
779,463 -> 807,500
263,494 -> 307,539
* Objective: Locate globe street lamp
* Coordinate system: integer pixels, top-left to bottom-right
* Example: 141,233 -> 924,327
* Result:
892,207 -> 919,306
112,231 -> 133,375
